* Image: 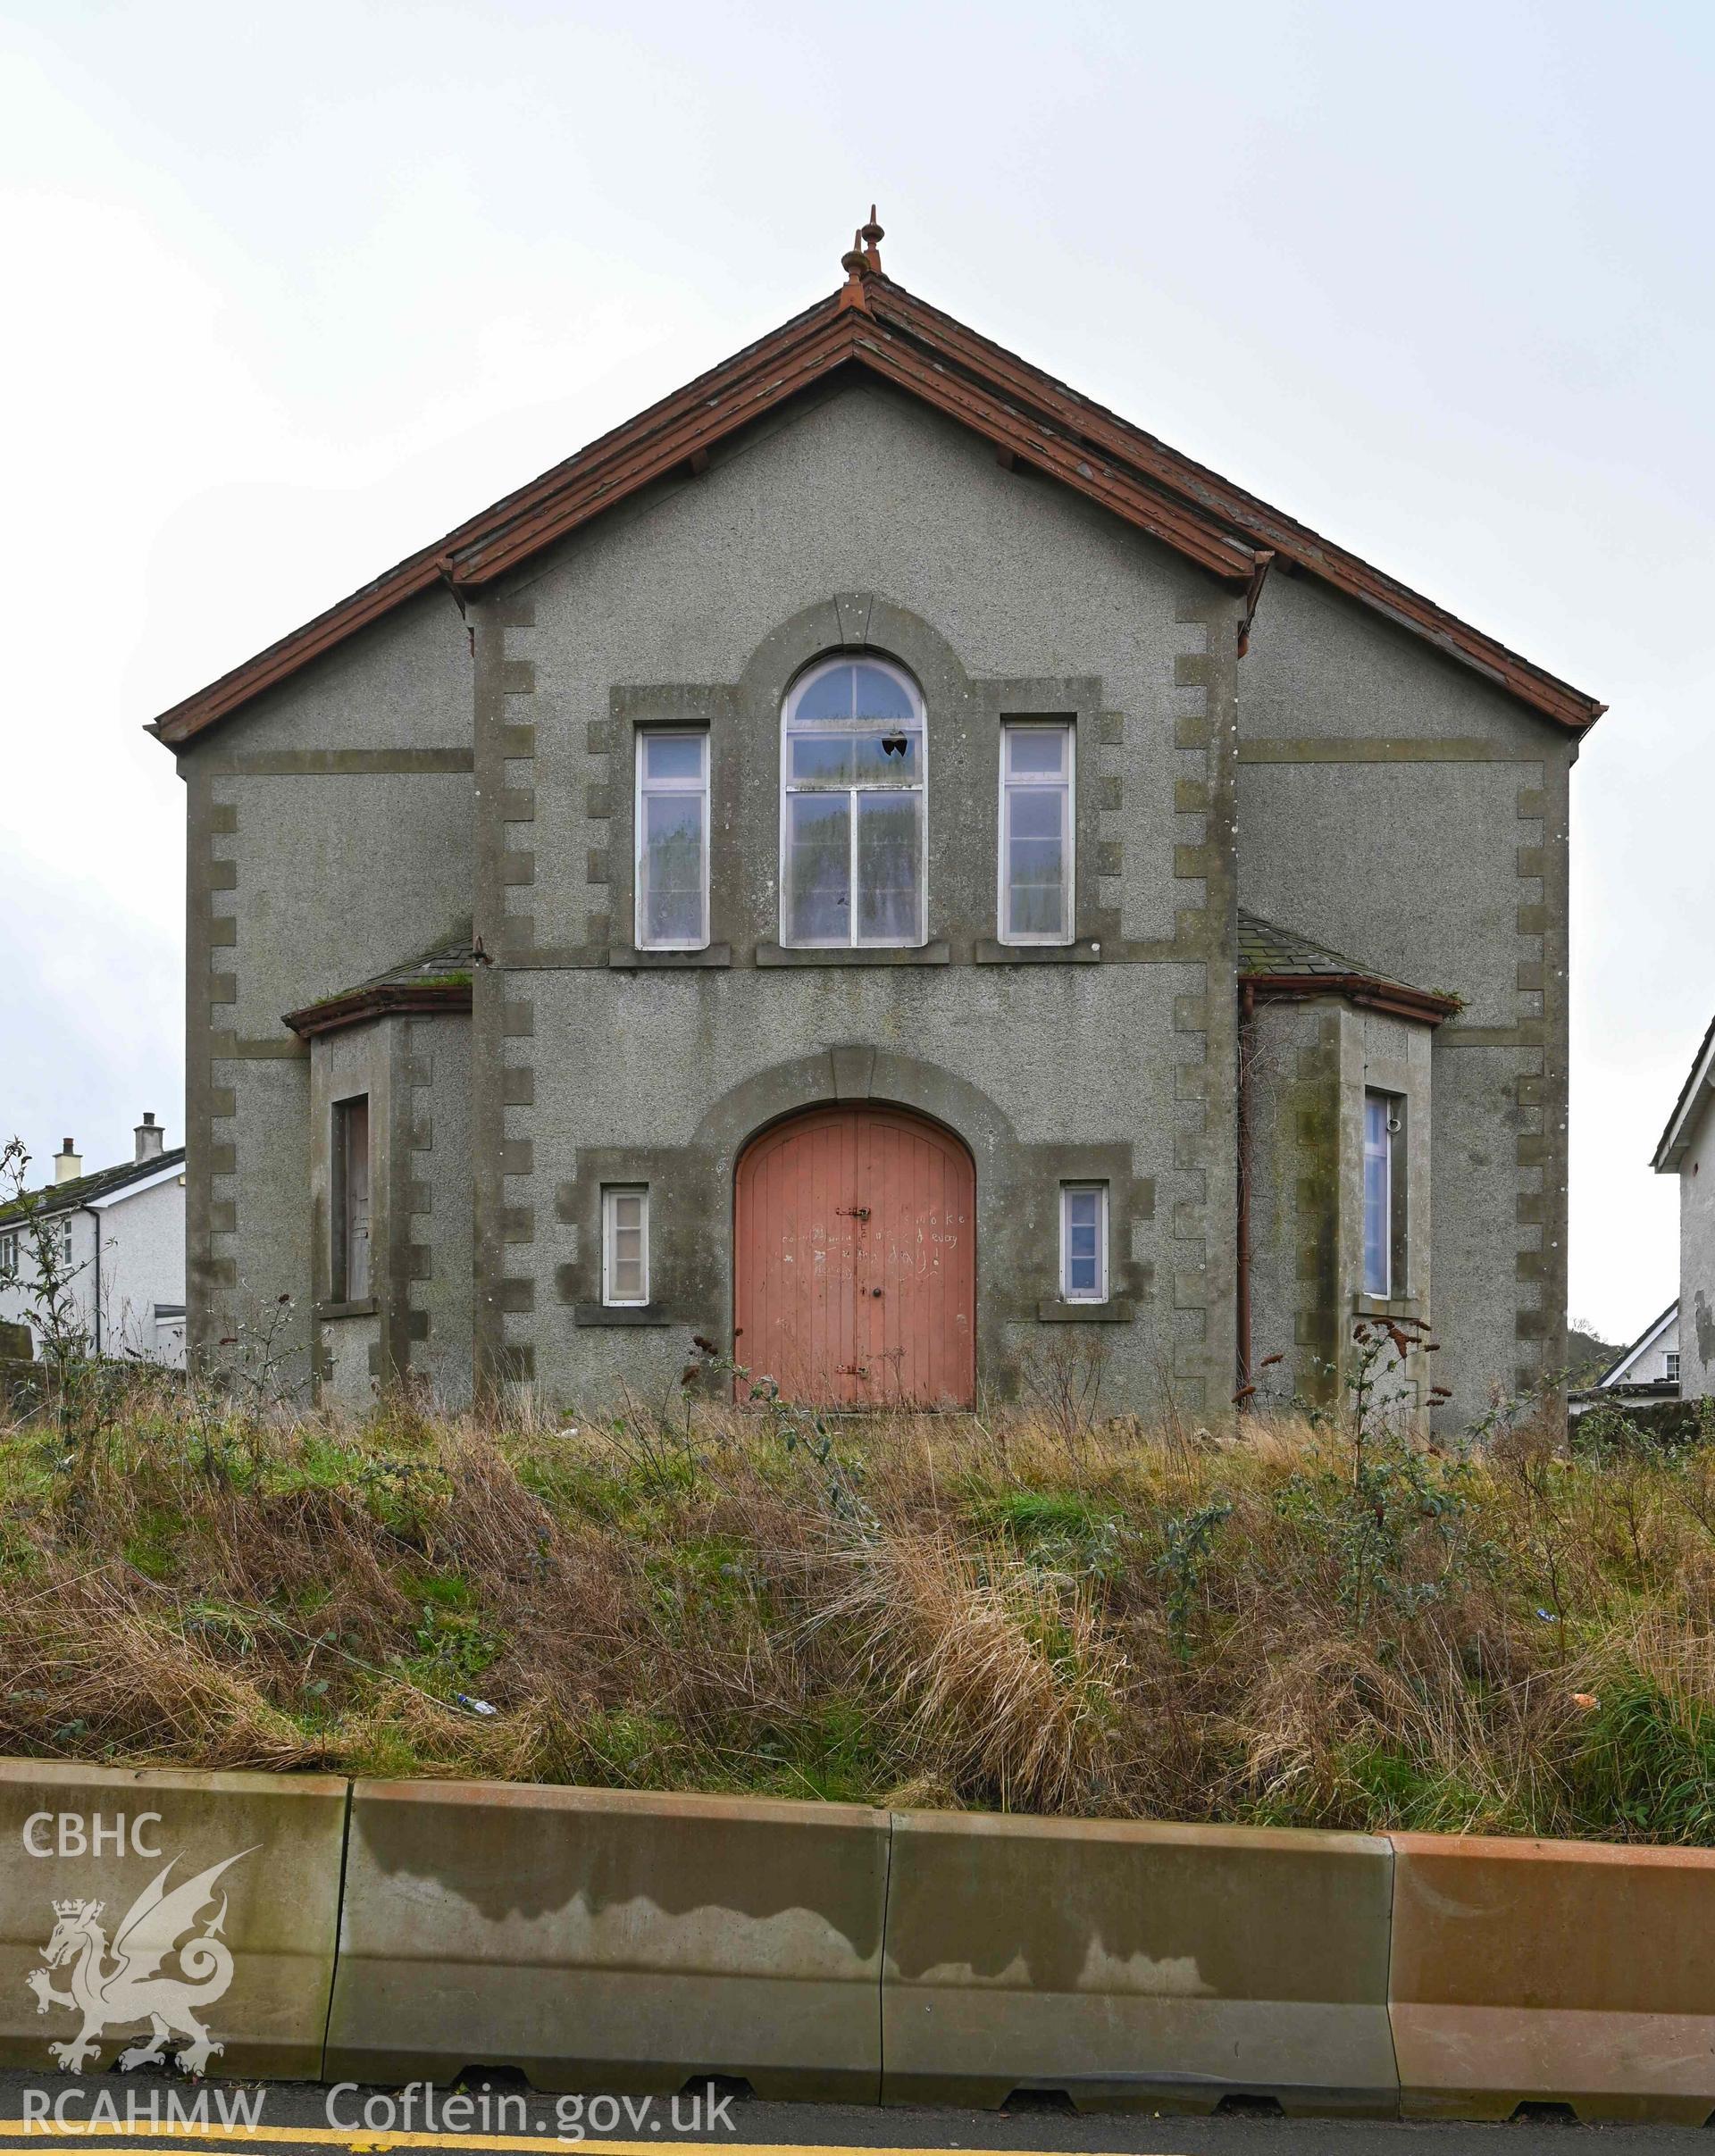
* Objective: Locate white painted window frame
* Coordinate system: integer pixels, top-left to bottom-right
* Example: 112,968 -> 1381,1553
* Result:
635,728 -> 710,952
780,654 -> 927,949
601,1185 -> 650,1308
1059,1182 -> 1108,1303
997,721 -> 1075,946
0,1228 -> 17,1276
1667,1350 -> 1681,1384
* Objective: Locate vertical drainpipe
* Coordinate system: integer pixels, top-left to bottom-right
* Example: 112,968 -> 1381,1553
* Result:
1235,981 -> 1254,1394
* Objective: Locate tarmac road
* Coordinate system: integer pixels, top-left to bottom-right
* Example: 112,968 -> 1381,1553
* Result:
0,2071 -> 1700,2156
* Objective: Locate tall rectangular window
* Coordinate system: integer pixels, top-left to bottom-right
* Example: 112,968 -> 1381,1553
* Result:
1667,1351 -> 1681,1384
602,1186 -> 649,1307
1000,723 -> 1074,943
636,730 -> 709,949
1362,1091 -> 1397,1299
1059,1183 -> 1108,1302
333,1095 -> 371,1302
0,1229 -> 17,1276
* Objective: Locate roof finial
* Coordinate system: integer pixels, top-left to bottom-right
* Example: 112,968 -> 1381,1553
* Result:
838,223 -> 869,312
860,205 -> 884,274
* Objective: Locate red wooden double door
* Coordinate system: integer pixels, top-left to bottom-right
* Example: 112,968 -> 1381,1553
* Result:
734,1105 -> 975,1408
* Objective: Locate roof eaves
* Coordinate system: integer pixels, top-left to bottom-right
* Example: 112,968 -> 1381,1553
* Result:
867,282 -> 1605,733
283,977 -> 473,1040
1652,1014 -> 1715,1172
146,257 -> 1605,749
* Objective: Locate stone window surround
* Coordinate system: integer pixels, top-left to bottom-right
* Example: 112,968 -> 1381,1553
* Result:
603,594 -> 1111,972
558,1044 -> 1152,1368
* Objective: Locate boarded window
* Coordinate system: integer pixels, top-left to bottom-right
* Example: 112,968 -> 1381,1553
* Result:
333,1095 -> 371,1303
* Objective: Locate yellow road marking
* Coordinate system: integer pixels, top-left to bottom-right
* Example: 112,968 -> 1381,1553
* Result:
0,2135 -> 1090,2156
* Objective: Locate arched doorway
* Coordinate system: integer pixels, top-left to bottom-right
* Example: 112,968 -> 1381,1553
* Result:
734,1104 -> 975,1408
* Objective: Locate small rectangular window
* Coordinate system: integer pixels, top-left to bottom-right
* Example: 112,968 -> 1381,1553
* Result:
602,1186 -> 649,1307
332,1095 -> 371,1302
1059,1182 -> 1108,1302
0,1228 -> 18,1275
636,730 -> 709,950
1666,1351 -> 1681,1384
1000,723 -> 1074,944
1362,1091 -> 1398,1299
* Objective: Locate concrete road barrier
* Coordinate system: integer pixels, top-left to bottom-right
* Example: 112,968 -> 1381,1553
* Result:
881,1810 -> 1398,2113
325,1781 -> 888,2099
0,1759 -> 347,2081
1390,1832 -> 1715,2124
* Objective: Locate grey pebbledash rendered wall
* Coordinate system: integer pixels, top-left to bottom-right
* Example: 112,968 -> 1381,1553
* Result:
177,589 -> 474,1389
469,381 -> 1242,1411
1237,570 -> 1574,1427
172,370 -> 1577,1425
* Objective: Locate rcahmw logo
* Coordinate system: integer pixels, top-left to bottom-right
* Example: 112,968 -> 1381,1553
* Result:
20,1811 -> 256,2075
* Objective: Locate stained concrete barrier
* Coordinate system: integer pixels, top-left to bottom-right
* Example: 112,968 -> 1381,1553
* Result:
0,1759 -> 347,2080
881,1809 -> 1397,2113
325,1780 -> 888,2098
1390,1832 -> 1715,2124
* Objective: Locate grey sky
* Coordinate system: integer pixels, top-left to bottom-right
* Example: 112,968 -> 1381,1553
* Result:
3,0 -> 1709,1345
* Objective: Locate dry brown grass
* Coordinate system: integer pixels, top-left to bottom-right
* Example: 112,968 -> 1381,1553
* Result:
3,1377 -> 1714,1839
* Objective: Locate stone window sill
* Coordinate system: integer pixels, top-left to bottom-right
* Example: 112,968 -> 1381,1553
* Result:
975,939 -> 1102,965
1037,1298 -> 1134,1324
573,1301 -> 678,1327
1352,1293 -> 1426,1322
316,1298 -> 377,1320
756,940 -> 950,968
607,945 -> 732,970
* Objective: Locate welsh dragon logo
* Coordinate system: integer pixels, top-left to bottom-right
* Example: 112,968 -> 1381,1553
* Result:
24,1848 -> 255,2075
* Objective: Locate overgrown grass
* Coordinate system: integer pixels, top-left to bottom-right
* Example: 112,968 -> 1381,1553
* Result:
4,1373 -> 1715,1840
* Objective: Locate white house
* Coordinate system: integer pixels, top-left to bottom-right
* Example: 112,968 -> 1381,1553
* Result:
1594,1301 -> 1679,1394
1652,1015 -> 1715,1402
0,1116 -> 187,1366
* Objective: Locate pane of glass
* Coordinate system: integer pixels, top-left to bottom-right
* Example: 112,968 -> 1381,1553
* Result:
793,665 -> 855,723
851,663 -> 916,721
857,790 -> 921,942
1363,1099 -> 1390,1295
1065,1191 -> 1100,1295
614,1194 -> 642,1231
1008,786 -> 1066,937
1008,728 -> 1066,776
790,733 -> 855,785
643,793 -> 705,944
786,793 -> 851,942
644,733 -> 703,781
852,730 -> 920,782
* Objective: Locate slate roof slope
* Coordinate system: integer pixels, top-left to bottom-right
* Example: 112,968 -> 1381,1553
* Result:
283,928 -> 477,1038
147,224 -> 1604,749
1238,910 -> 1460,1025
0,1149 -> 187,1227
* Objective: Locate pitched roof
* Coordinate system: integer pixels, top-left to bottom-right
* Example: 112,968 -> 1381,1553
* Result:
148,225 -> 1605,749
1652,1012 -> 1715,1171
283,928 -> 476,1039
0,1149 -> 187,1228
1596,1300 -> 1678,1387
1238,909 -> 1461,1026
